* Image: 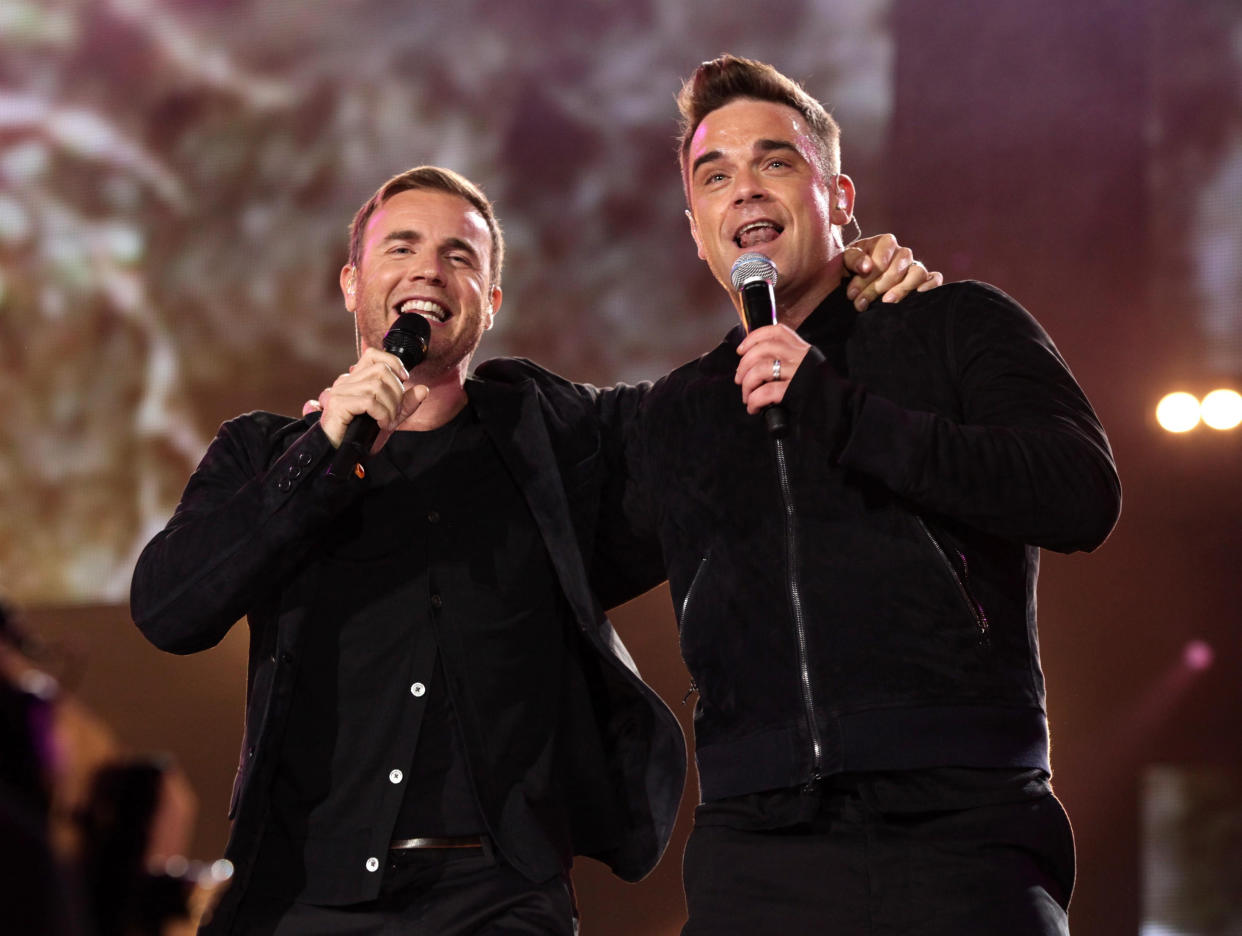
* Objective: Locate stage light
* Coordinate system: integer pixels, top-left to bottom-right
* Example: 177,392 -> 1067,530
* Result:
1200,388 -> 1242,430
1156,392 -> 1201,433
1182,639 -> 1214,672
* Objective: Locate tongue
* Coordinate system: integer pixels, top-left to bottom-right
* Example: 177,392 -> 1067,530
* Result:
739,226 -> 779,248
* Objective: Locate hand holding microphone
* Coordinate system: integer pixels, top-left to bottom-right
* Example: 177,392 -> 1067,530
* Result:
325,313 -> 431,478
731,253 -> 807,439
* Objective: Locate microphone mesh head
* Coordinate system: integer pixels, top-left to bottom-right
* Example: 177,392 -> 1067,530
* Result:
383,312 -> 431,370
730,253 -> 779,291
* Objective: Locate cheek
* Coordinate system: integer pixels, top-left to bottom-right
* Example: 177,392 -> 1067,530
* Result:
361,269 -> 397,299
808,190 -> 834,227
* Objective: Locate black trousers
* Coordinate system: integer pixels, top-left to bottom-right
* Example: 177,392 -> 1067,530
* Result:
682,790 -> 1075,936
228,847 -> 575,936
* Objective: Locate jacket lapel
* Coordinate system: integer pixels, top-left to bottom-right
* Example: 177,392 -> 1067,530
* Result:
466,377 -> 597,627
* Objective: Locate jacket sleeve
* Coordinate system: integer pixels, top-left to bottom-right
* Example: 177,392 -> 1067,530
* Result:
793,283 -> 1121,553
130,413 -> 361,654
586,381 -> 668,610
471,357 -> 667,611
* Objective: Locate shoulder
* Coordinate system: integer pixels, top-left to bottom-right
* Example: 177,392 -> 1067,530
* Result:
473,356 -> 664,417
888,279 -> 1032,321
879,281 -> 1071,387
473,356 -> 600,398
215,410 -> 309,444
650,335 -> 737,395
473,355 -> 552,384
203,411 -> 316,470
864,280 -> 1047,344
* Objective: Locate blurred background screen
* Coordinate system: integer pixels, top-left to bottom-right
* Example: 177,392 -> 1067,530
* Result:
2,1 -> 1241,934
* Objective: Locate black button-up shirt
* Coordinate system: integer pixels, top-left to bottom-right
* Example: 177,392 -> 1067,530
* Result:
251,404 -> 565,905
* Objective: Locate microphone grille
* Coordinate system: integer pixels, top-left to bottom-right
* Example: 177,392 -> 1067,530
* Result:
383,312 -> 431,370
730,253 -> 779,291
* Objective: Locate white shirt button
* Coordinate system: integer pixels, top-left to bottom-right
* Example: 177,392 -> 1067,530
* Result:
410,682 -> 426,697
365,857 -> 379,872
389,769 -> 403,784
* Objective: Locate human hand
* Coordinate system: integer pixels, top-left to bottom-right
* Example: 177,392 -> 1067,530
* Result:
311,348 -> 427,452
736,324 -> 811,415
842,233 -> 943,311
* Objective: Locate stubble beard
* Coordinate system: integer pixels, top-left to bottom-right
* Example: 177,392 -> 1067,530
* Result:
415,316 -> 485,383
356,296 -> 484,382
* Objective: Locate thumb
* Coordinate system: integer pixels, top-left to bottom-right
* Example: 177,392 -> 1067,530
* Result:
370,386 -> 430,455
399,384 -> 430,422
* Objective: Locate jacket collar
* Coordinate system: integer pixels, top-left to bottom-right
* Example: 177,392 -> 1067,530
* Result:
796,280 -> 859,345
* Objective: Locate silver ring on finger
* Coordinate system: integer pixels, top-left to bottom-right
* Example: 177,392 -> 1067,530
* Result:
771,357 -> 782,381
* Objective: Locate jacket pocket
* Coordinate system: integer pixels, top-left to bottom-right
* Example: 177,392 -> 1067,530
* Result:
914,517 -> 989,643
678,549 -> 712,703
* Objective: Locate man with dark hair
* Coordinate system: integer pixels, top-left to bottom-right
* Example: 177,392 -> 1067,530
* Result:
608,55 -> 1121,933
131,164 -> 933,934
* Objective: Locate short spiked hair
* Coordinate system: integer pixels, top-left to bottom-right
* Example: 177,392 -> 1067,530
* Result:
676,55 -> 840,199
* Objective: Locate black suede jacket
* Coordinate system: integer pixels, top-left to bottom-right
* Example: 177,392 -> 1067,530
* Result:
131,364 -> 684,931
619,281 -> 1121,802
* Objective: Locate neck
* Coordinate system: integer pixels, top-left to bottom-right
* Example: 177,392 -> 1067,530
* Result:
736,252 -> 846,331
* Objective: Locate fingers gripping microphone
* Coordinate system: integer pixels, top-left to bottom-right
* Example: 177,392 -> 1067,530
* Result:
730,253 -> 789,439
328,312 -> 430,479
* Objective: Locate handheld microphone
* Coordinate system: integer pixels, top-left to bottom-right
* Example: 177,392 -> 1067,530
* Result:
328,312 -> 431,479
730,253 -> 789,439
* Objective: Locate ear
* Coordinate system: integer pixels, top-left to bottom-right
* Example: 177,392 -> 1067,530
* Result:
686,209 -> 706,261
340,264 -> 358,312
830,174 -> 856,227
484,285 -> 503,330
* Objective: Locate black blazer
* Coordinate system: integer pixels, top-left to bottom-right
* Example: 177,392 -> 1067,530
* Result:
131,358 -> 684,931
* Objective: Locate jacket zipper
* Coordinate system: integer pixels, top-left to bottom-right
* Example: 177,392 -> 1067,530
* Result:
774,438 -> 824,779
914,517 -> 990,641
680,550 -> 711,703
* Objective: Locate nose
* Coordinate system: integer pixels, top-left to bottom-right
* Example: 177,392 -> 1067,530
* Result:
407,255 -> 446,286
732,166 -> 768,205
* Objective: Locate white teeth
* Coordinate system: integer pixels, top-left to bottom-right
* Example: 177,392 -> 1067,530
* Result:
399,299 -> 447,321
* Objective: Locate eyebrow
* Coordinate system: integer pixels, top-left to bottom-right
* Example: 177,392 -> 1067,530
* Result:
690,138 -> 802,180
440,237 -> 481,262
690,148 -> 725,179
383,229 -> 423,246
755,138 -> 800,158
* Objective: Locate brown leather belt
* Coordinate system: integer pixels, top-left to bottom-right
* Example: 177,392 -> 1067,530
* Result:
389,835 -> 483,851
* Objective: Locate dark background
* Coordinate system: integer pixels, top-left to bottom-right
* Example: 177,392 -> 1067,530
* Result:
6,0 -> 1242,932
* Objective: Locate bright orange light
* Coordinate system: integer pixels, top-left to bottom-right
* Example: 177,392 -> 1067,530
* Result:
1156,392 -> 1201,433
1200,388 -> 1242,430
